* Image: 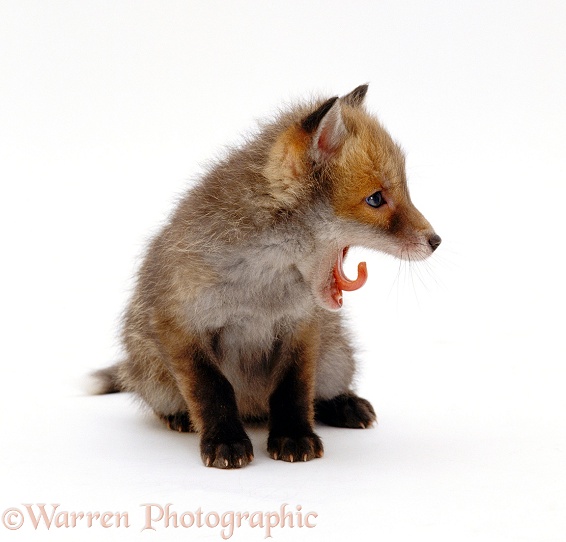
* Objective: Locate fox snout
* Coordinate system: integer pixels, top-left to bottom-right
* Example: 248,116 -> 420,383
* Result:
376,201 -> 441,262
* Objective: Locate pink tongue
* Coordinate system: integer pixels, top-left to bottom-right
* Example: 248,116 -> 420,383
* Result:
332,248 -> 368,306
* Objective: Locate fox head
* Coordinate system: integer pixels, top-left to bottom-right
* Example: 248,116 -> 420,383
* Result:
262,84 -> 441,311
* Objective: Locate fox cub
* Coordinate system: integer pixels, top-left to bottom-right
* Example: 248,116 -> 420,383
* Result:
94,84 -> 441,468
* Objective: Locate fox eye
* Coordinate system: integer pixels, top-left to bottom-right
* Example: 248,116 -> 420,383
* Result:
366,191 -> 385,208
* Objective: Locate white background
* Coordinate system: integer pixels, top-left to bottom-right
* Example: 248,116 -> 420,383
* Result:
1,1 -> 565,540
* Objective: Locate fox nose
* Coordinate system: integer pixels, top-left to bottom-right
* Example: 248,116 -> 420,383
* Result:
428,233 -> 442,251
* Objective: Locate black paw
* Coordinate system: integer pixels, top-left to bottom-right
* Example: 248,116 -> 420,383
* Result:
200,436 -> 254,469
315,393 -> 377,428
159,411 -> 195,433
267,433 -> 324,463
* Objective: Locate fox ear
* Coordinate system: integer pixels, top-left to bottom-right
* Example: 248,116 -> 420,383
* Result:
341,84 -> 368,107
302,97 -> 346,162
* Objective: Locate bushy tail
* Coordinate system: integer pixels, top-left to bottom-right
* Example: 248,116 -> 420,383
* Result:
89,363 -> 123,395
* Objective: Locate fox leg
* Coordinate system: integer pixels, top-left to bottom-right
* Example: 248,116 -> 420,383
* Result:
315,392 -> 376,428
267,324 -> 324,462
168,343 -> 253,469
314,313 -> 377,428
158,411 -> 195,433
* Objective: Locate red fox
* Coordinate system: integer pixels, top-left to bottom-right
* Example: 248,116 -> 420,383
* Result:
93,84 -> 441,468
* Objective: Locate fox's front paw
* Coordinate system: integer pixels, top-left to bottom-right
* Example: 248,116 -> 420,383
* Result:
267,433 -> 324,463
315,393 -> 377,428
200,436 -> 254,469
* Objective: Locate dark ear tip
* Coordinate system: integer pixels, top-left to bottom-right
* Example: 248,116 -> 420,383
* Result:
341,84 -> 369,107
301,96 -> 339,133
357,83 -> 369,97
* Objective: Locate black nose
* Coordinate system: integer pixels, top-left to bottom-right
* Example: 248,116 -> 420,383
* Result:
428,234 -> 442,251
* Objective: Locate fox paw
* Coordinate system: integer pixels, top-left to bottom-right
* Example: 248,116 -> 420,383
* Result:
315,393 -> 377,428
200,437 -> 254,469
159,411 -> 196,433
267,433 -> 324,463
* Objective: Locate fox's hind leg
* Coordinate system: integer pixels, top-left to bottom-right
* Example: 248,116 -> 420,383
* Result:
158,411 -> 196,433
315,393 -> 376,428
314,312 -> 377,428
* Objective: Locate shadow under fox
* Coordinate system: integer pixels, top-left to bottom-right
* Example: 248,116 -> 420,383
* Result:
94,84 -> 441,468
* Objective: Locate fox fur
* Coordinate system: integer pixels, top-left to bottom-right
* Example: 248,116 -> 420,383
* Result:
93,84 -> 440,468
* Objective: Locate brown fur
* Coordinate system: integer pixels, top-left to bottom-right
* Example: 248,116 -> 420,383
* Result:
93,84 -> 440,468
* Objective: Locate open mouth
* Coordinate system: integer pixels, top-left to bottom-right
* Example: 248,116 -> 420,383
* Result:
324,247 -> 368,310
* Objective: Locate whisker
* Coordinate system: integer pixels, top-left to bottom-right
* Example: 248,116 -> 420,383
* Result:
388,255 -> 403,302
